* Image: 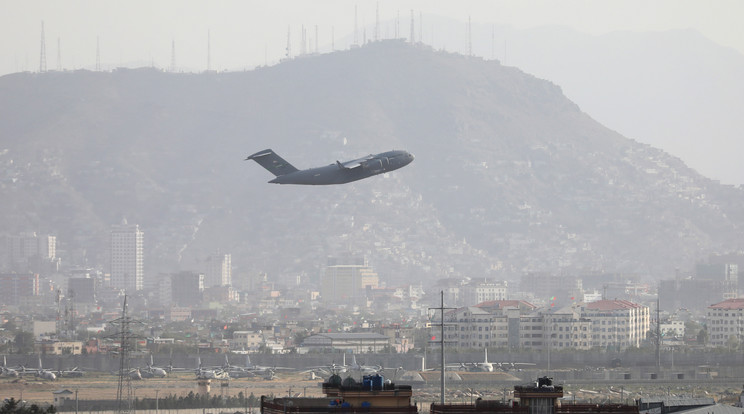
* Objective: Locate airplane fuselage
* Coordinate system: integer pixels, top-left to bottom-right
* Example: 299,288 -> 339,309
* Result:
247,149 -> 414,185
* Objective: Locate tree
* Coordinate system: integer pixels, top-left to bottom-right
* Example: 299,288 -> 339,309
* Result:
13,332 -> 35,354
726,334 -> 739,350
0,398 -> 56,414
697,328 -> 708,346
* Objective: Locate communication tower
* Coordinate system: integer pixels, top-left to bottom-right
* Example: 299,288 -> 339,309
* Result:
353,5 -> 358,47
395,10 -> 399,38
40,21 -> 47,72
409,10 -> 414,43
57,37 -> 61,71
170,39 -> 176,72
96,36 -> 101,71
207,30 -> 211,71
300,25 -> 306,56
285,26 -> 292,59
419,11 -> 422,43
375,3 -> 379,41
468,16 -> 472,56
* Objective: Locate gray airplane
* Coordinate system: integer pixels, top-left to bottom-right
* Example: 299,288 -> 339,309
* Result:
245,149 -> 414,185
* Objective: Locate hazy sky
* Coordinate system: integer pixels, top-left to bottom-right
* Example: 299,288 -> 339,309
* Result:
3,0 -> 743,75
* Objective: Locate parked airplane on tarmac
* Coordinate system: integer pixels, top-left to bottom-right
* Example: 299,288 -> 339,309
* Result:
245,149 -> 414,185
305,353 -> 349,376
195,357 -> 229,380
348,354 -> 384,375
1,356 -> 19,378
56,367 -> 85,378
451,349 -> 535,372
140,355 -> 168,378
25,356 -> 56,381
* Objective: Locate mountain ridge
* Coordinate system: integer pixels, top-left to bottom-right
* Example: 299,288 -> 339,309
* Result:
1,40 -> 742,287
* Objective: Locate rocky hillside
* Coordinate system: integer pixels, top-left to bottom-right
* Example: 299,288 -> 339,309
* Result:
1,40 -> 742,287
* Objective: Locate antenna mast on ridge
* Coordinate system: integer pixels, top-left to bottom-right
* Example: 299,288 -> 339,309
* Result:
40,21 -> 47,72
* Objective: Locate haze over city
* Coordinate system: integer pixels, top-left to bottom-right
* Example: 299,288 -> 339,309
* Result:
2,1 -> 744,413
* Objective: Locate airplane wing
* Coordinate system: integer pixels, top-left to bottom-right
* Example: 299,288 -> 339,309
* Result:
337,155 -> 376,169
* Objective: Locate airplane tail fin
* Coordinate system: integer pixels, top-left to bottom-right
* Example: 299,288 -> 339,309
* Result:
245,149 -> 299,177
484,348 -> 489,364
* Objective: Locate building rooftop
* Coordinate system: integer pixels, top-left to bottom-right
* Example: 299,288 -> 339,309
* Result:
709,298 -> 744,310
476,300 -> 537,310
586,299 -> 642,311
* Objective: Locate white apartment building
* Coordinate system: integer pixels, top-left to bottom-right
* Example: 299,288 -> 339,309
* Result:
440,299 -> 646,351
110,219 -> 144,291
444,307 -> 508,349
205,252 -> 232,287
707,298 -> 744,347
582,300 -> 649,350
462,281 -> 508,305
544,307 -> 592,350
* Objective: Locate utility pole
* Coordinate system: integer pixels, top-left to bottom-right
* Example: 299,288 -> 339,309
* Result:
429,291 -> 454,405
656,295 -> 661,371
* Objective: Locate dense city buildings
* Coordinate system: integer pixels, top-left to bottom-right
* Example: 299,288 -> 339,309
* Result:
320,255 -> 379,304
3,232 -> 58,273
109,219 -> 144,292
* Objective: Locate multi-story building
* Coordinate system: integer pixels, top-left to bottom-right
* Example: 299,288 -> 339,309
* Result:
582,299 -> 649,350
320,255 -> 378,304
4,232 -> 57,273
440,299 -> 645,351
203,285 -> 240,303
68,277 -> 96,304
0,273 -> 40,305
205,252 -> 232,287
462,281 -> 508,305
443,300 -> 537,350
110,220 -> 144,292
706,298 -> 744,347
445,306 -> 502,349
301,332 -> 390,353
170,271 -> 204,307
544,307 -> 592,350
230,330 -> 264,351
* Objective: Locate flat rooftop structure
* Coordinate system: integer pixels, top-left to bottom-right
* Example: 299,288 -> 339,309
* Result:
262,373 -> 417,413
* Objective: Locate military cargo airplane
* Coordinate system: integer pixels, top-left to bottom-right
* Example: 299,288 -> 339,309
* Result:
24,356 -> 56,381
1,356 -> 19,378
449,349 -> 535,372
245,149 -> 414,185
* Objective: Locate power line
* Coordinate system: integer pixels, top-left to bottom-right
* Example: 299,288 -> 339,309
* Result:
108,295 -> 143,414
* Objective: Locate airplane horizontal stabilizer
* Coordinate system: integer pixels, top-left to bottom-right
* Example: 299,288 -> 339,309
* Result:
245,149 -> 299,177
